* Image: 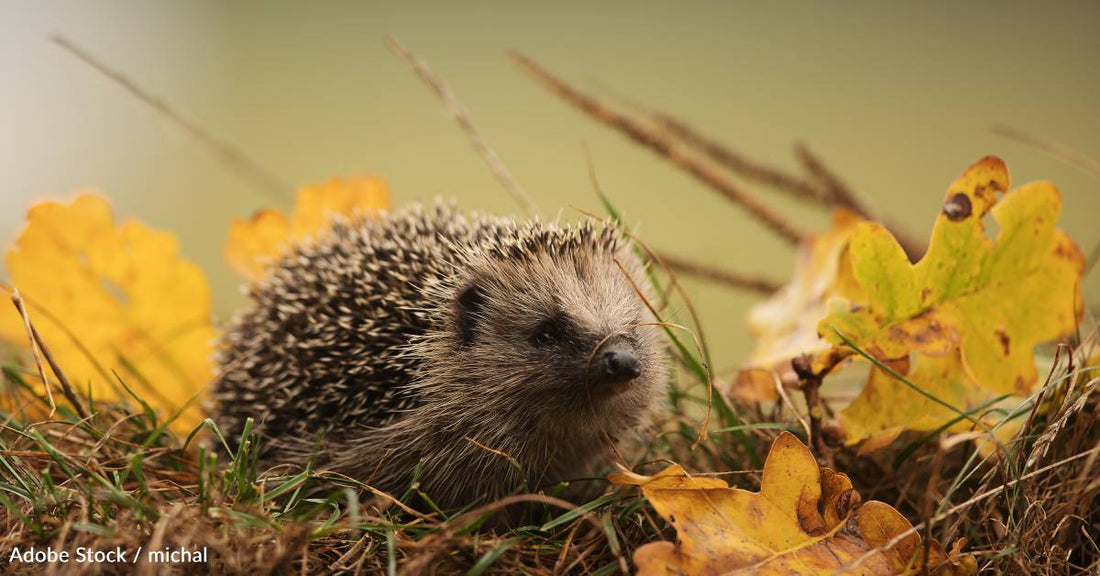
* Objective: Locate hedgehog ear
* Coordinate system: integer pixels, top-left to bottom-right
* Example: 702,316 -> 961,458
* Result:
455,281 -> 486,345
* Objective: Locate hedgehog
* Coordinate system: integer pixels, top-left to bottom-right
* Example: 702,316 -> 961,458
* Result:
211,203 -> 668,508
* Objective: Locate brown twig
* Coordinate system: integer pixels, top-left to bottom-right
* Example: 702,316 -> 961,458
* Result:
992,124 -> 1100,179
511,51 -> 806,245
10,290 -> 90,420
839,443 -> 1100,574
793,143 -> 872,217
1086,242 -> 1100,277
791,354 -> 825,459
648,104 -> 937,262
10,289 -> 54,414
790,350 -> 849,461
387,36 -> 538,217
51,35 -> 293,204
656,252 -> 780,294
626,94 -> 886,224
795,143 -> 926,259
985,125 -> 1100,275
651,112 -> 829,204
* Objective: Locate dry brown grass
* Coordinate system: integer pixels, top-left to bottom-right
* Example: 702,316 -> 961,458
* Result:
1,329 -> 1097,574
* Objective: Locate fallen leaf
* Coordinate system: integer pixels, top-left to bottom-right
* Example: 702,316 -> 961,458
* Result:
225,175 -> 390,278
729,367 -> 786,404
0,193 -> 216,430
739,210 -> 863,401
819,157 -> 1084,449
612,432 -> 976,575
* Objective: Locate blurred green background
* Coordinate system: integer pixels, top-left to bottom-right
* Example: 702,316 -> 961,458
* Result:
2,1 -> 1098,373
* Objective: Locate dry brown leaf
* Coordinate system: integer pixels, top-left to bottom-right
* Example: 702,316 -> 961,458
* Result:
611,432 -> 976,575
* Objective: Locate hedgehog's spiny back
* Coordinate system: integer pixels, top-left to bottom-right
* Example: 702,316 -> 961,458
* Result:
213,205 -> 486,441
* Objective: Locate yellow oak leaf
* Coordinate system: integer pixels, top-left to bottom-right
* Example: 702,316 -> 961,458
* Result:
747,209 -> 864,368
225,176 -> 390,278
611,432 -> 976,575
839,352 -> 1025,453
735,210 -> 863,402
819,156 -> 1084,448
0,193 -> 216,431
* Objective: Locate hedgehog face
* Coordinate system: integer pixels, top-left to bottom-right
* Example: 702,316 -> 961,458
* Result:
447,242 -> 666,428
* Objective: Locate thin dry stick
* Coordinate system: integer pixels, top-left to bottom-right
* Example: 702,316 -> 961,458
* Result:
793,143 -> 872,217
11,291 -> 90,420
51,35 -> 293,204
512,51 -> 806,245
386,36 -> 537,217
649,111 -> 828,204
553,520 -> 583,574
28,326 -> 91,422
616,90 -> 882,223
990,124 -> 1100,275
656,252 -> 780,294
837,443 -> 1100,574
10,290 -> 55,414
771,370 -> 811,443
790,353 -> 843,460
992,124 -> 1100,179
649,104 -> 934,262
1086,242 -> 1100,277
583,150 -> 776,296
795,143 -> 925,259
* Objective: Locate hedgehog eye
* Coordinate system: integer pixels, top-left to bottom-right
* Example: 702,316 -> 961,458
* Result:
530,320 -> 561,347
456,282 -> 486,346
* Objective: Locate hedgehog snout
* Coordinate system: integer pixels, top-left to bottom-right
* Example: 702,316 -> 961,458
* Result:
592,340 -> 642,392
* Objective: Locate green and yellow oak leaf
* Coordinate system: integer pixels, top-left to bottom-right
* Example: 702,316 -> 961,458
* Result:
225,175 -> 390,278
820,156 -> 1084,448
610,432 -> 976,575
0,193 -> 217,431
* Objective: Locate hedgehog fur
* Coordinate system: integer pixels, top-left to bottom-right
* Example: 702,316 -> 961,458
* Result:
212,203 -> 667,508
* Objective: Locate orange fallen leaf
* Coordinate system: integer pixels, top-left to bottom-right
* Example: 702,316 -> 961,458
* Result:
729,367 -> 786,404
612,432 -> 976,575
225,175 -> 390,278
0,193 -> 216,431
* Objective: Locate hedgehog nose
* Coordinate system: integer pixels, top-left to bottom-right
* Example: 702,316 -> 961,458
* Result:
597,345 -> 641,386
